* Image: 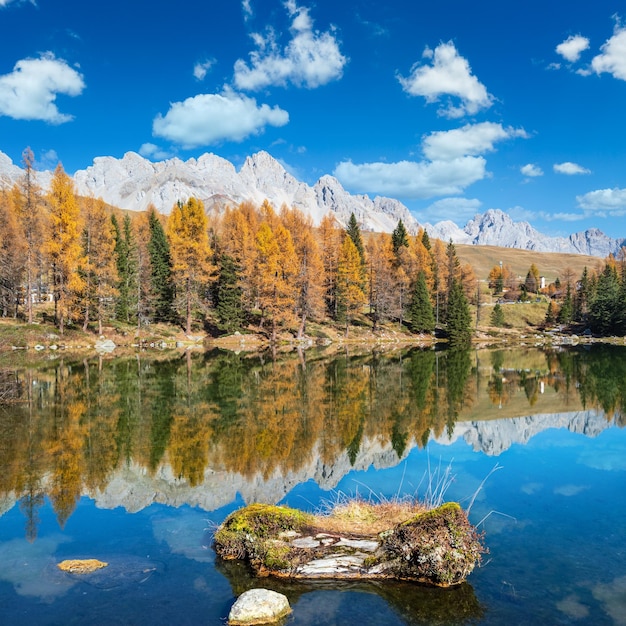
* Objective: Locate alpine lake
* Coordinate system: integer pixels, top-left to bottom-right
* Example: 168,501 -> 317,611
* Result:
1,342 -> 626,625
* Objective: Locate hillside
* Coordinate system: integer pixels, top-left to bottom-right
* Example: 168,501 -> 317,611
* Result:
456,244 -> 603,284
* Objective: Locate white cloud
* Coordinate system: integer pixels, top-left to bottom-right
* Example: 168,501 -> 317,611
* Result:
139,143 -> 174,161
553,161 -> 591,175
422,122 -> 528,160
591,24 -> 626,80
556,35 -> 590,62
520,163 -> 543,177
242,0 -> 252,20
333,156 -> 487,199
398,41 -> 493,118
193,59 -> 215,81
233,1 -> 347,90
152,88 -> 289,148
423,197 -> 482,222
0,0 -> 34,6
0,53 -> 84,123
576,187 -> 626,214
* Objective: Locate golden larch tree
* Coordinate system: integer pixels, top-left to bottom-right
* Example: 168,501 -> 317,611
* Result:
167,197 -> 215,334
80,196 -> 119,333
280,206 -> 325,338
45,163 -> 84,334
16,148 -> 45,323
336,234 -> 367,336
255,220 -> 298,341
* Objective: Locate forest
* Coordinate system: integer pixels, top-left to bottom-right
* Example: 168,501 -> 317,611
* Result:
1,148 -> 625,343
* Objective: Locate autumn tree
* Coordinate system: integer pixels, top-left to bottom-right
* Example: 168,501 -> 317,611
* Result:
336,235 -> 367,335
45,163 -> 84,333
80,197 -> 118,333
219,202 -> 258,313
255,220 -> 298,341
367,234 -> 395,330
318,213 -> 342,317
167,198 -> 214,334
281,206 -> 325,338
524,263 -> 540,294
0,189 -> 26,317
16,148 -> 45,322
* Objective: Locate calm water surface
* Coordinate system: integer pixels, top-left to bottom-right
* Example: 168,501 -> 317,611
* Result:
1,345 -> 625,625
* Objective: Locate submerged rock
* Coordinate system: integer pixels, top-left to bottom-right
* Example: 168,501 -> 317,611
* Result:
213,502 -> 486,587
228,588 -> 291,625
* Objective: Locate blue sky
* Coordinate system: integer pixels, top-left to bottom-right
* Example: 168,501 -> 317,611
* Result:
1,0 -> 626,238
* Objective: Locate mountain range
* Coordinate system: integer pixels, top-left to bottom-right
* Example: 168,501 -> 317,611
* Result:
1,149 -> 623,257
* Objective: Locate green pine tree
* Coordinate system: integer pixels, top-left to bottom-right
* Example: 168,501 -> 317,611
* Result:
446,279 -> 472,347
391,219 -> 409,256
112,214 -> 138,323
490,302 -> 505,327
215,254 -> 245,333
558,283 -> 573,324
346,213 -> 365,264
147,208 -> 175,323
409,271 -> 435,333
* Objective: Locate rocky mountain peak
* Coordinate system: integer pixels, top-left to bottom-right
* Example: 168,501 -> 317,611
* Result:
0,148 -> 622,257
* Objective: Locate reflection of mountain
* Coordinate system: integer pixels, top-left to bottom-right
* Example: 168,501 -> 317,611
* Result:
443,410 -> 610,456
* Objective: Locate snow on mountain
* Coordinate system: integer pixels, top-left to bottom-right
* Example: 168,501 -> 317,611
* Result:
0,149 -> 623,256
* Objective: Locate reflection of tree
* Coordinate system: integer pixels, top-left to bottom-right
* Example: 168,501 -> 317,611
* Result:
444,349 -> 473,436
575,345 -> 626,424
3,345 -> 626,534
48,367 -> 87,528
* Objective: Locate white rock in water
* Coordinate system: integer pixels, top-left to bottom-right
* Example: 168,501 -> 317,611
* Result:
228,588 -> 291,625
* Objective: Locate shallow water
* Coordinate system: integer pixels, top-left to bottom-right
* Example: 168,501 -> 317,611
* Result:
1,345 -> 625,624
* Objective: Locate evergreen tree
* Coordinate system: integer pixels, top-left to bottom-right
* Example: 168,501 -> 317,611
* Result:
446,279 -> 472,347
391,219 -> 409,257
147,207 -> 175,323
215,254 -> 245,333
545,300 -> 558,326
421,229 -> 431,251
588,263 -> 621,335
408,271 -> 435,333
346,213 -> 365,265
490,302 -> 505,327
112,214 -> 138,324
558,283 -> 573,324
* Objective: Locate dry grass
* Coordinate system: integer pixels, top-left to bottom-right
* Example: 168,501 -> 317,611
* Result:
314,496 -> 427,536
457,244 -> 603,283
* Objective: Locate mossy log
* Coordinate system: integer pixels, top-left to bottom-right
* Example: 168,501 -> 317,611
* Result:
213,502 -> 486,587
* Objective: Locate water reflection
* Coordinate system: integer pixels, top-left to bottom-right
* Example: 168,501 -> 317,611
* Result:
0,345 -> 624,536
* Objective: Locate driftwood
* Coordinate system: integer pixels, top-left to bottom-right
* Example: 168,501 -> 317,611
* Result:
213,502 -> 486,587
